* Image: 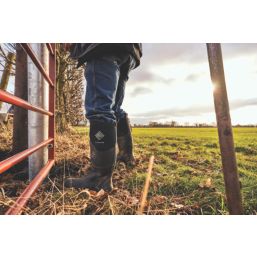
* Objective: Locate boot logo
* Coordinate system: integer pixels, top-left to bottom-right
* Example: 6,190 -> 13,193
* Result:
95,130 -> 105,141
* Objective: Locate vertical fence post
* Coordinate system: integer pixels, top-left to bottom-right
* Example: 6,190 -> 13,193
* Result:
206,43 -> 243,214
28,44 -> 49,180
48,43 -> 56,160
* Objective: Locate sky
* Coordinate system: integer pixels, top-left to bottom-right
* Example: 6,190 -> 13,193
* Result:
123,43 -> 257,125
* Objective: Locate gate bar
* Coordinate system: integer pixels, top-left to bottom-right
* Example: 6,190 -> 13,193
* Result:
0,138 -> 53,174
0,89 -> 53,116
6,159 -> 55,215
206,43 -> 243,214
20,43 -> 54,87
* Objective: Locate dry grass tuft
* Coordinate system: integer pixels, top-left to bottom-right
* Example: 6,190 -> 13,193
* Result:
0,123 -> 13,161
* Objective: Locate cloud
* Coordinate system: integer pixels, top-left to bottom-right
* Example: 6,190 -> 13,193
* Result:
131,97 -> 257,121
129,69 -> 157,84
130,86 -> 152,97
185,73 -> 203,82
222,43 -> 257,59
142,43 -> 207,66
129,67 -> 176,86
230,98 -> 257,109
132,105 -> 214,119
141,43 -> 257,68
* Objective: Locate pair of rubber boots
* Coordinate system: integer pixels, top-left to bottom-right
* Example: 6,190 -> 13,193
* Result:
64,114 -> 135,192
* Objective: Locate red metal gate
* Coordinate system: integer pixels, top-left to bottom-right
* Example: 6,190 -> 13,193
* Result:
0,43 -> 56,215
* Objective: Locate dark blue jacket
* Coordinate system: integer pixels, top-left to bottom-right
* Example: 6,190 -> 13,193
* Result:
70,43 -> 142,68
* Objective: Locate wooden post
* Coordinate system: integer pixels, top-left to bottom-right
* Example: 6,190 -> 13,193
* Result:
206,43 -> 243,214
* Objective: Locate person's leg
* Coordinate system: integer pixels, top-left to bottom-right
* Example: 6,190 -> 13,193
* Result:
65,55 -> 122,191
113,73 -> 128,121
85,56 -> 121,124
114,56 -> 136,167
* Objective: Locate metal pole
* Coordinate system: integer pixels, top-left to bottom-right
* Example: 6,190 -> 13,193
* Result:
48,43 -> 56,160
206,43 -> 243,214
28,44 -> 49,180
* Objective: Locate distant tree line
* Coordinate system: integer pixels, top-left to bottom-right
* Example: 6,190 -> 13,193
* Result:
133,121 -> 257,128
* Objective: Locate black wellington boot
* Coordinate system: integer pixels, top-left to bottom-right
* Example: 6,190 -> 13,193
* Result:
65,120 -> 117,192
117,114 -> 135,167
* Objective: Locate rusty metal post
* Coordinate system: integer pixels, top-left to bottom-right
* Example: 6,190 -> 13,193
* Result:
48,43 -> 56,160
206,43 -> 243,214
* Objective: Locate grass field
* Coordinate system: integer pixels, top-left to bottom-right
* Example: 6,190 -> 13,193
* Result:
1,126 -> 257,214
75,127 -> 257,214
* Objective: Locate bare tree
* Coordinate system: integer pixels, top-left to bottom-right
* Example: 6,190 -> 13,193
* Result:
0,52 -> 15,109
0,44 -> 16,74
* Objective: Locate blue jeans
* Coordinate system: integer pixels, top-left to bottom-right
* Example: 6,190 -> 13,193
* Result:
84,53 -> 136,124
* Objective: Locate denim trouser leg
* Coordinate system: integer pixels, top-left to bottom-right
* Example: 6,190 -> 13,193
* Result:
85,57 -> 120,124
113,73 -> 128,121
114,56 -> 136,120
85,54 -> 136,124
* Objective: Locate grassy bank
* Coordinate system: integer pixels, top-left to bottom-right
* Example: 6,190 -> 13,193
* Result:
1,127 -> 256,214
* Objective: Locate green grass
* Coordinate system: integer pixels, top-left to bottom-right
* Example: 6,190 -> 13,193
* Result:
73,126 -> 257,214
